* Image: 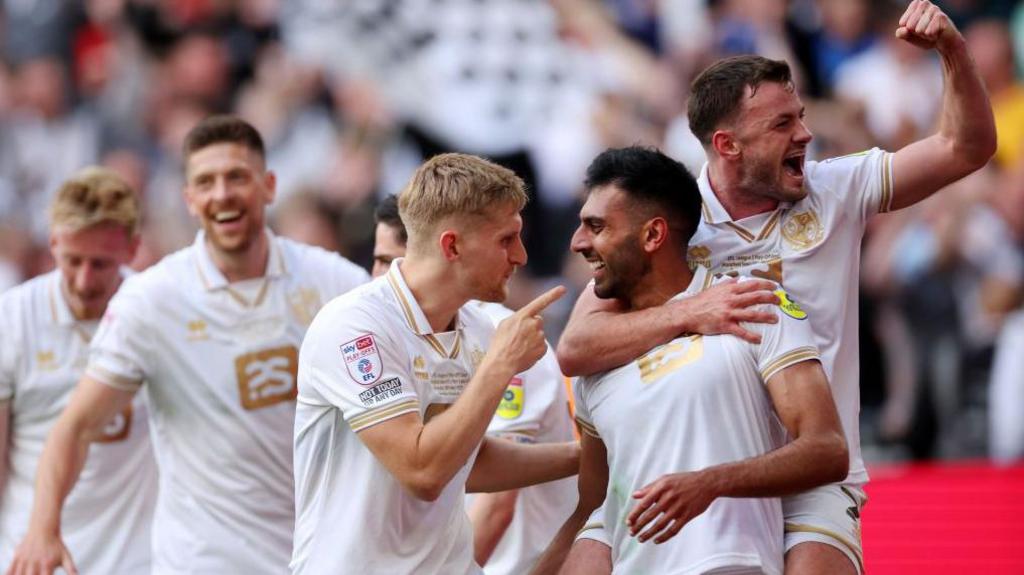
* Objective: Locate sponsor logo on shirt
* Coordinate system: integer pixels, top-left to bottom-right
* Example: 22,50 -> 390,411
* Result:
235,346 -> 299,409
35,350 -> 58,372
774,289 -> 807,320
187,319 -> 209,341
687,245 -> 712,269
496,377 -> 524,419
341,335 -> 384,385
358,377 -> 404,406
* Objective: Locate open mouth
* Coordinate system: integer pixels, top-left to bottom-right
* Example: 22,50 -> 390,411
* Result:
587,259 -> 606,272
783,154 -> 805,179
213,210 -> 243,224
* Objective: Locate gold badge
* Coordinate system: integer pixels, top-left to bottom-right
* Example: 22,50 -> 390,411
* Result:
288,288 -> 322,326
413,356 -> 429,380
35,350 -> 57,371
187,320 -> 209,341
687,245 -> 712,268
774,289 -> 807,320
496,378 -> 524,419
781,210 -> 824,250
235,346 -> 299,410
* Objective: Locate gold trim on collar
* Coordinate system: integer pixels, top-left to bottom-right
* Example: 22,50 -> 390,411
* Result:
725,222 -> 756,243
195,252 -> 271,308
757,210 -> 783,241
386,269 -> 461,359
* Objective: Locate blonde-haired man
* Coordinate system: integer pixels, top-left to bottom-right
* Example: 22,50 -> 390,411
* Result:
0,167 -> 157,574
292,153 -> 578,574
10,116 -> 370,575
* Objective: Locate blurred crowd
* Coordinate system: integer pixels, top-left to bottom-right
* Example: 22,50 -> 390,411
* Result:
1,0 -> 1023,464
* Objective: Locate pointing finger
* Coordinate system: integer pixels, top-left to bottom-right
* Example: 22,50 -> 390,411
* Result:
518,285 -> 566,317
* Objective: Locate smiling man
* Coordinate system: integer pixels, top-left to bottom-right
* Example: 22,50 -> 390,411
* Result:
556,2 -> 996,573
292,154 -> 578,574
532,147 -> 847,575
9,116 -> 369,575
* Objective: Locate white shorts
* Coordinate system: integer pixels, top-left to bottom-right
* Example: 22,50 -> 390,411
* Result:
783,483 -> 867,574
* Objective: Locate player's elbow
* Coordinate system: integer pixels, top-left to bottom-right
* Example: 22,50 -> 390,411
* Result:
403,470 -> 449,502
555,335 -> 587,377
819,432 -> 849,484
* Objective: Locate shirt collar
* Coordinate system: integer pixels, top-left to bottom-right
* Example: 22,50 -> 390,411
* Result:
697,163 -> 732,225
193,228 -> 286,291
386,258 -> 463,336
696,163 -> 794,226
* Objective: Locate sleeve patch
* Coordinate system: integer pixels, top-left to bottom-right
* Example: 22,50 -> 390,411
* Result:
358,377 -> 404,406
496,377 -> 524,419
774,289 -> 807,320
340,334 -> 383,385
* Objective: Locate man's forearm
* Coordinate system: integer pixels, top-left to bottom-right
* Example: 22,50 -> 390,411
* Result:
467,439 -> 579,493
412,358 -> 519,492
936,37 -> 996,168
468,490 -> 518,565
558,306 -> 681,376
705,431 -> 848,499
26,420 -> 91,537
530,507 -> 591,575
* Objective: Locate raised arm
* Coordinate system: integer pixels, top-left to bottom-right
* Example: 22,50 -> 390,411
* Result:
557,279 -> 780,377
8,377 -> 137,575
529,432 -> 608,575
626,359 -> 847,544
890,0 -> 996,211
356,287 -> 564,501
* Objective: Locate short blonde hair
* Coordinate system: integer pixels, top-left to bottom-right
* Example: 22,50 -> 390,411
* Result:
398,153 -> 527,240
49,166 -> 140,235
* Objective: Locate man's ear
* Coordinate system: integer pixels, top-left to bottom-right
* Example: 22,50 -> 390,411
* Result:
711,129 -> 741,160
439,229 -> 460,261
641,217 -> 669,254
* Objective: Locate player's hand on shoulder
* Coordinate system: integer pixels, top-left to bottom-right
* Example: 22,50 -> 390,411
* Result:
895,0 -> 960,51
7,531 -> 77,575
490,286 -> 566,376
673,277 -> 779,344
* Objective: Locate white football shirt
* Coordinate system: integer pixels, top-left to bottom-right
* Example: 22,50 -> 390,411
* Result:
575,267 -> 820,575
472,302 -> 577,575
0,270 -> 156,574
688,148 -> 894,485
85,230 -> 368,574
292,260 -> 495,575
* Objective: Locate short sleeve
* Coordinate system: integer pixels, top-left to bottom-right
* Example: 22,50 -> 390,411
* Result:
747,288 -> 821,383
572,377 -> 599,439
812,147 -> 893,221
86,282 -> 151,391
304,306 -> 421,433
487,346 -> 564,443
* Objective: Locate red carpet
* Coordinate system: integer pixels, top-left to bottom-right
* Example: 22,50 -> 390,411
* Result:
863,462 -> 1024,574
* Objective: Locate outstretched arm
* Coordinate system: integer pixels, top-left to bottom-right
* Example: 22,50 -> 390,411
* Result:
890,0 -> 996,211
8,378 -> 137,575
626,359 -> 847,543
466,437 -> 579,493
557,279 -> 779,377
